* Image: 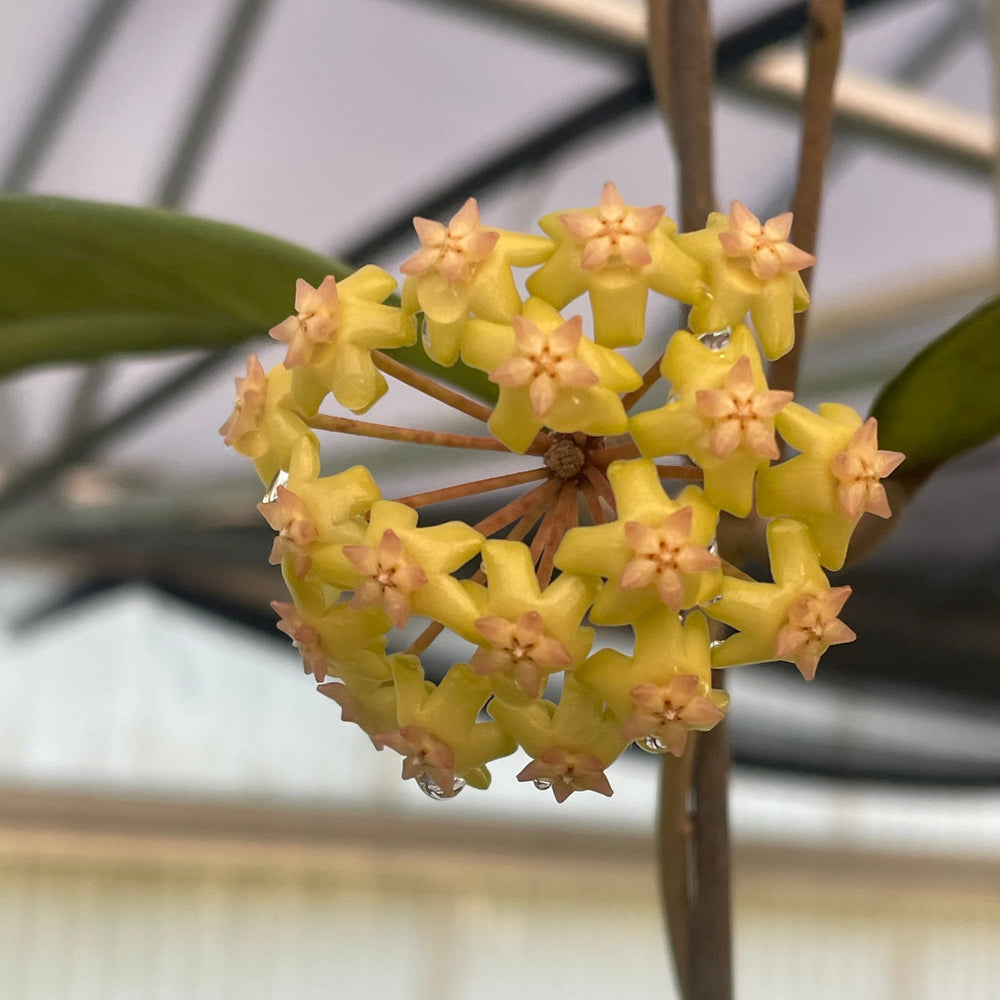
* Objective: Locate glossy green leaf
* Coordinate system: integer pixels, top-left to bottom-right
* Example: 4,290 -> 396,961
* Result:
871,294 -> 1000,476
0,194 -> 497,400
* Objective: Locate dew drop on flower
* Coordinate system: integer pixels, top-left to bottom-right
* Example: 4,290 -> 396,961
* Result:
420,316 -> 432,353
635,735 -> 672,755
417,773 -> 466,800
532,779 -> 552,791
263,469 -> 290,504
698,328 -> 732,350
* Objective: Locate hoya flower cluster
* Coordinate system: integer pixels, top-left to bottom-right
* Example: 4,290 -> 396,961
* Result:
221,184 -> 903,803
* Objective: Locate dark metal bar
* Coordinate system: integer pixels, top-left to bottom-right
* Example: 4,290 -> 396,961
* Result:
154,0 -> 276,208
715,0 -> 883,72
1,0 -> 278,516
0,349 -> 239,517
340,0 -> 894,263
1,0 -> 137,190
339,70 -> 653,262
2,0 -> 138,469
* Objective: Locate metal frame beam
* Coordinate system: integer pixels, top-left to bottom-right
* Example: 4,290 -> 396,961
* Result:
419,0 -> 994,175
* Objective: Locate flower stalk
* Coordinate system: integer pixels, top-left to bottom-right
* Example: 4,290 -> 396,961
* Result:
307,413 -> 515,452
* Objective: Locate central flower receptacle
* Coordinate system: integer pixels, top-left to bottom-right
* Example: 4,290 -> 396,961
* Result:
543,432 -> 597,480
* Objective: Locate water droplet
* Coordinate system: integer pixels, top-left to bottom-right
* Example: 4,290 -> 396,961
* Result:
417,773 -> 465,800
263,469 -> 290,504
698,329 -> 731,350
635,735 -> 671,755
532,779 -> 552,791
421,316 -> 432,352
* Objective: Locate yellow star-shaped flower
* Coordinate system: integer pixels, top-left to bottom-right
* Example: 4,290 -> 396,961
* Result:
257,441 -> 380,585
219,357 -> 320,486
310,500 -> 484,640
629,324 -> 792,515
554,458 -> 721,624
376,655 -> 516,793
706,518 -> 856,679
271,266 -> 415,414
526,181 -> 705,348
271,598 -> 391,682
318,671 -> 400,743
469,539 -> 600,704
488,679 -> 627,802
399,197 -> 553,366
758,403 -> 905,570
462,297 -> 641,453
575,609 -> 726,755
675,201 -> 813,360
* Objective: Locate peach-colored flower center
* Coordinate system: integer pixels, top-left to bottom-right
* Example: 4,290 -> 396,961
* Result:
400,198 -> 499,284
517,748 -> 613,802
344,530 -> 428,628
718,201 -> 816,281
620,509 -> 720,611
775,586 -> 856,680
831,418 -> 904,520
623,677 -> 725,755
472,611 -> 571,698
560,181 -> 663,272
695,355 -> 792,459
489,316 -> 598,418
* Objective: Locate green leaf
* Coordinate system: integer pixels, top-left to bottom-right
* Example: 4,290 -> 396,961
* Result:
0,195 -> 351,341
871,294 -> 1000,477
0,313 -> 255,374
0,194 -> 497,401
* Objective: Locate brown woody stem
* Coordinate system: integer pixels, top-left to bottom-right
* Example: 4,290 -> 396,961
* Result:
528,493 -> 563,570
372,351 -> 495,424
656,464 -> 704,481
404,621 -> 445,657
650,2 -> 732,999
472,478 -> 561,538
581,465 -> 617,511
663,0 -> 716,231
506,504 -> 548,543
579,478 -> 608,526
768,0 -> 844,394
308,414 -> 514,452
588,440 -> 703,482
658,738 -> 696,998
621,351 -> 667,412
393,467 -> 549,509
591,441 -> 641,465
535,483 -> 577,588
